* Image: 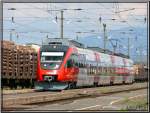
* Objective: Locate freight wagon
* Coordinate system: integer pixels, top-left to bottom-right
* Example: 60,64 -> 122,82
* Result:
133,64 -> 148,82
1,40 -> 39,89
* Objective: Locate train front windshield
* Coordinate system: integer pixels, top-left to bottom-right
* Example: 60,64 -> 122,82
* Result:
40,52 -> 64,70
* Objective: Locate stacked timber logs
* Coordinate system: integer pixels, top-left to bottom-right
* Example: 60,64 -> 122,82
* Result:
2,40 -> 17,79
2,40 -> 38,89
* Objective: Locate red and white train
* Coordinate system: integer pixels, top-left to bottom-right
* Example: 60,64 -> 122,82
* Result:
35,38 -> 135,90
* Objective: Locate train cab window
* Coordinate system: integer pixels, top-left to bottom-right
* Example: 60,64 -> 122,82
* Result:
66,59 -> 73,68
71,54 -> 78,67
65,54 -> 79,68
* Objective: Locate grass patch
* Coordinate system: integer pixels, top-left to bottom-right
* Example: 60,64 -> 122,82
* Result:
119,96 -> 148,111
99,88 -> 110,93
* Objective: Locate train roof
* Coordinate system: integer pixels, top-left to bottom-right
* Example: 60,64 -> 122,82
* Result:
42,38 -> 84,48
43,38 -> 130,59
87,47 -> 129,59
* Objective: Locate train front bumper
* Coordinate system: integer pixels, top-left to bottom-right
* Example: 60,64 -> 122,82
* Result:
34,81 -> 68,91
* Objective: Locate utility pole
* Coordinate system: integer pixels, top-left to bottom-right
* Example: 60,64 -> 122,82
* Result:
10,29 -> 15,41
136,47 -> 143,64
139,47 -> 143,64
46,34 -> 48,39
76,34 -> 79,40
48,8 -> 82,39
60,10 -> 64,39
10,31 -> 12,41
109,39 -> 115,54
114,39 -> 118,53
127,37 -> 130,57
103,23 -> 107,51
118,44 -> 122,53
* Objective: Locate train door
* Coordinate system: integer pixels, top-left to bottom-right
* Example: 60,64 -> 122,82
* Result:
64,54 -> 79,81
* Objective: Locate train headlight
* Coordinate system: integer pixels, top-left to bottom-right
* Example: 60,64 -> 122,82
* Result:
53,45 -> 56,48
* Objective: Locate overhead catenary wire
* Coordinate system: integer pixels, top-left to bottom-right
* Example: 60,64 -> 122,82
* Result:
3,3 -> 147,49
98,3 -> 146,38
4,3 -> 145,33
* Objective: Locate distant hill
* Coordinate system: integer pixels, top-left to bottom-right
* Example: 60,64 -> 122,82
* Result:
77,27 -> 148,63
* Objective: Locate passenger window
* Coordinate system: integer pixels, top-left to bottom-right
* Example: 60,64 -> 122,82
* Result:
75,62 -> 78,67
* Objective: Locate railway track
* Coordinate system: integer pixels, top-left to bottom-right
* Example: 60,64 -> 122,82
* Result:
2,82 -> 148,111
2,80 -> 147,95
3,88 -> 148,111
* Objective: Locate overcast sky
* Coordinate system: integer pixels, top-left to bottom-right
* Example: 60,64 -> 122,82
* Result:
3,3 -> 148,61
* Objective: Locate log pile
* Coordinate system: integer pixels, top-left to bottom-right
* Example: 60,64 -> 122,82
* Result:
2,40 -> 37,80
